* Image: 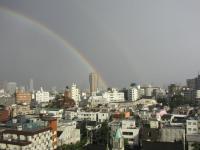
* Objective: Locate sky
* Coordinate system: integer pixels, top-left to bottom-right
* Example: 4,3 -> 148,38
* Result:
0,0 -> 200,89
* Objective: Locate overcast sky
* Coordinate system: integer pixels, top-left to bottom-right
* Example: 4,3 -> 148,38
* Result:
0,0 -> 200,89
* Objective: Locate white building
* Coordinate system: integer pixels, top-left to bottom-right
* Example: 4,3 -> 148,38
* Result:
196,90 -> 200,99
65,111 -> 78,120
0,125 -> 53,150
98,111 -> 110,122
35,87 -> 50,103
58,120 -> 80,146
77,111 -> 98,121
186,119 -> 200,134
121,120 -> 139,146
65,110 -> 109,122
103,88 -> 125,103
71,83 -> 81,107
88,95 -> 108,107
128,87 -> 139,101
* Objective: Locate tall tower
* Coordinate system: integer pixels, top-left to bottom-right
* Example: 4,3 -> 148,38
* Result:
89,72 -> 98,94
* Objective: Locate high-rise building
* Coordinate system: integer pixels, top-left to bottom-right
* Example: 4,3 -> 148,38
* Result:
89,72 -> 98,94
186,75 -> 200,90
29,79 -> 34,92
6,82 -> 17,95
70,83 -> 80,107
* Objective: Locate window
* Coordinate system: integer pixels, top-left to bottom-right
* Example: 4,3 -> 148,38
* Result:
148,132 -> 152,137
122,132 -> 133,136
193,128 -> 197,131
193,122 -> 197,125
188,122 -> 191,125
188,128 -> 191,131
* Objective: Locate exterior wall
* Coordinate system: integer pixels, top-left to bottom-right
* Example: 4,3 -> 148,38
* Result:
71,83 -> 80,107
65,111 -> 77,120
98,112 -> 109,122
77,112 -> 97,121
104,88 -> 125,102
0,130 -> 53,150
16,91 -> 32,104
121,120 -> 139,145
89,72 -> 98,94
7,82 -> 17,95
128,88 -> 139,101
65,111 -> 109,122
48,119 -> 57,149
121,120 -> 136,129
150,120 -> 159,129
47,109 -> 64,119
35,90 -> 50,103
58,125 -> 80,145
159,128 -> 185,142
186,120 -> 199,134
15,105 -> 33,116
121,128 -> 139,145
88,95 -> 108,107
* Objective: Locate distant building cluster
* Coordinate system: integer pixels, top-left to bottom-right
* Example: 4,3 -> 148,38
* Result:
1,73 -> 200,149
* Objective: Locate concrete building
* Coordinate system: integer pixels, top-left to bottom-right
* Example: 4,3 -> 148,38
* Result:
104,88 -> 125,102
0,105 -> 10,123
15,90 -> 32,104
29,79 -> 34,92
168,84 -> 181,96
0,117 -> 58,150
186,134 -> 200,150
35,87 -> 50,103
141,127 -> 185,150
97,111 -> 110,122
0,126 -> 53,150
128,87 -> 139,101
6,82 -> 17,95
182,87 -> 195,101
187,78 -> 196,90
186,119 -> 200,134
57,120 -> 80,146
70,83 -> 80,107
88,95 -> 108,107
77,111 -> 98,121
89,72 -> 98,94
64,110 -> 77,120
12,104 -> 33,116
65,110 -> 109,122
121,120 -> 139,146
159,127 -> 185,142
196,90 -> 200,99
144,85 -> 154,97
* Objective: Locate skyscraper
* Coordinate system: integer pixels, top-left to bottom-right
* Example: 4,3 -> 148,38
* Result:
89,72 -> 98,94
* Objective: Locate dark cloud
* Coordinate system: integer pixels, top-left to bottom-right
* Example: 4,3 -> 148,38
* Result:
0,0 -> 200,89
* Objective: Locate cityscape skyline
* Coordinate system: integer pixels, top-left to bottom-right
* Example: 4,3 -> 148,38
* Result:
1,1 -> 200,150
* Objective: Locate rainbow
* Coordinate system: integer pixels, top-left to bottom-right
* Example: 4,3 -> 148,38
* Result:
0,6 -> 107,88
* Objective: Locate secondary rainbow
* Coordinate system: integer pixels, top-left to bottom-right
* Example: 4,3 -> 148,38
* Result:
0,6 -> 107,87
